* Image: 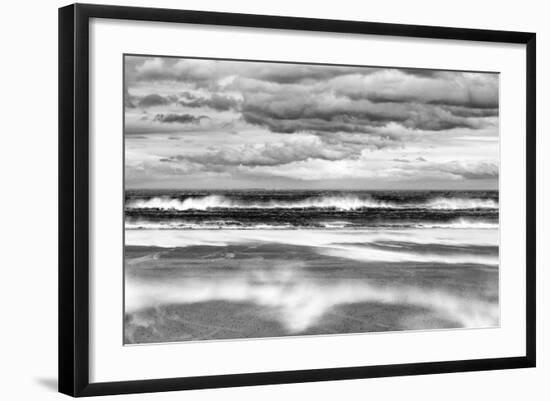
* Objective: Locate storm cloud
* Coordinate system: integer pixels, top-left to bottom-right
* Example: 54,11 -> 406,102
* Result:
137,94 -> 172,108
179,92 -> 240,111
153,113 -> 208,124
124,55 -> 499,189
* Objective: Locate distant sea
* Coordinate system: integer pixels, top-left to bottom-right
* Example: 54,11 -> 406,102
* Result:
124,190 -> 499,344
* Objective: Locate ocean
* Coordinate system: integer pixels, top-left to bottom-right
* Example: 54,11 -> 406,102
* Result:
124,190 -> 499,344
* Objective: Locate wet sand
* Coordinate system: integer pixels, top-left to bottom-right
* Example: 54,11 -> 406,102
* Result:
124,230 -> 499,344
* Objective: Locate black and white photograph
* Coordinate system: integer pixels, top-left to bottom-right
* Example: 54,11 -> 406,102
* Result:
123,55 -> 500,344
0,0 -> 543,398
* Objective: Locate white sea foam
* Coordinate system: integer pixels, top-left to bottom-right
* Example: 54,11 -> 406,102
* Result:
413,218 -> 498,229
125,220 -> 294,230
125,218 -> 497,231
319,245 -> 498,266
318,221 -> 355,229
126,228 -> 498,266
125,228 -> 499,249
126,195 -> 498,211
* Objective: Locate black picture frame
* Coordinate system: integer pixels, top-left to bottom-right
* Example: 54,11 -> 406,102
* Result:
59,3 -> 536,397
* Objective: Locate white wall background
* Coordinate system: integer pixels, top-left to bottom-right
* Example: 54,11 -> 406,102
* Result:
0,0 -> 546,399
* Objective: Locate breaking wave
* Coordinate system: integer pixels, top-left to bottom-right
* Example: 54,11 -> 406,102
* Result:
424,198 -> 498,210
126,195 -> 498,211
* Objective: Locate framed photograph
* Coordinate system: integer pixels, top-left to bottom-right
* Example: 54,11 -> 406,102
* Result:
58,3 -> 536,397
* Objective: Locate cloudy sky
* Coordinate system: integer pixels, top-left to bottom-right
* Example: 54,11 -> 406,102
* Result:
124,55 -> 499,190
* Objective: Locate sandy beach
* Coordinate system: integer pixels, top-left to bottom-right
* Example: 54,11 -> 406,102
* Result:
124,228 -> 499,344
